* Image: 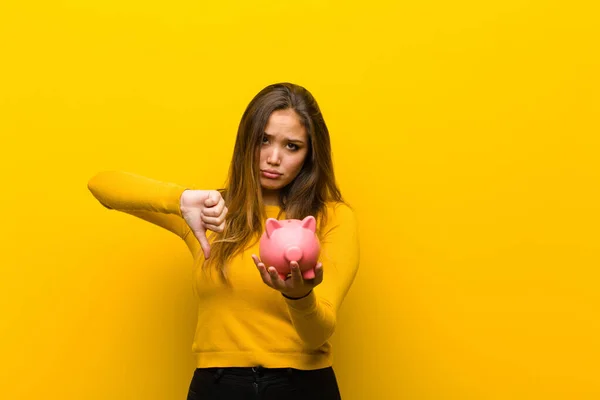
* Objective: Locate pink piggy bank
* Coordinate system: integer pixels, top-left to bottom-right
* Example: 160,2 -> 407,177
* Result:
259,216 -> 321,281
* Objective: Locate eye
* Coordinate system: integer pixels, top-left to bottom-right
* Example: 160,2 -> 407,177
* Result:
261,136 -> 269,145
287,143 -> 299,151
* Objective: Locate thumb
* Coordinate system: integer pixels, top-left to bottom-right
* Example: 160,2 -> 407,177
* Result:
194,228 -> 211,259
204,191 -> 218,207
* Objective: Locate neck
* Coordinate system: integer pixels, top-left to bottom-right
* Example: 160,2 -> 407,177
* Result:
262,189 -> 280,206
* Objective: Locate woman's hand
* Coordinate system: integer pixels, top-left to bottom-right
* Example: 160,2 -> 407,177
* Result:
251,255 -> 324,299
180,190 -> 228,259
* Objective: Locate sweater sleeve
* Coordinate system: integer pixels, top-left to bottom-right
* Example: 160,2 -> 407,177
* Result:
284,203 -> 360,349
87,171 -> 191,239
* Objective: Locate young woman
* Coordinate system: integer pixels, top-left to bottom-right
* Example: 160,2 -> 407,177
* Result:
88,82 -> 360,399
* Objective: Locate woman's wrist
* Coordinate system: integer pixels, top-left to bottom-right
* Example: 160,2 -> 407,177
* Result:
282,290 -> 313,300
179,189 -> 190,212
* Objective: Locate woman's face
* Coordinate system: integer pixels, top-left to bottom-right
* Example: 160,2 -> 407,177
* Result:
259,109 -> 309,194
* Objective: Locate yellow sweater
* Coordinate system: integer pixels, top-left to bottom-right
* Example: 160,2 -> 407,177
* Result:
87,171 -> 359,370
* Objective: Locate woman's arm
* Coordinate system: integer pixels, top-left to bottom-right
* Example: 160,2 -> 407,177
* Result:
87,171 -> 190,239
284,203 -> 360,349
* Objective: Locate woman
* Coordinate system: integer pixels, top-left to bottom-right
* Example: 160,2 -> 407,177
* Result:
88,82 -> 360,399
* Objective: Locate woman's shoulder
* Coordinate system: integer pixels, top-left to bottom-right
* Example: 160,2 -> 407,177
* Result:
323,201 -> 357,224
318,201 -> 359,241
324,200 -> 351,211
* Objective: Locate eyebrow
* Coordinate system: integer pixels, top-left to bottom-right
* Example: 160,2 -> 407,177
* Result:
263,132 -> 305,145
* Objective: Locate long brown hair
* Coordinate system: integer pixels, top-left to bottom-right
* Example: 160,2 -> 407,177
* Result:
205,82 -> 344,281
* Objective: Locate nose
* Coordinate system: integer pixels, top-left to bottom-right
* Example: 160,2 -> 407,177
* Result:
284,246 -> 303,262
267,148 -> 281,166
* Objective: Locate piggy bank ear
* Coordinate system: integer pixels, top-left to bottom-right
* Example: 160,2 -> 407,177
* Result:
301,216 -> 317,233
265,218 -> 282,238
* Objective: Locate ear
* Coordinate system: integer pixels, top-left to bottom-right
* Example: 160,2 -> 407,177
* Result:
265,218 -> 282,238
301,216 -> 317,233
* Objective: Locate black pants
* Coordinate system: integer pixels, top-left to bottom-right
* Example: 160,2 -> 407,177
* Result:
187,366 -> 342,400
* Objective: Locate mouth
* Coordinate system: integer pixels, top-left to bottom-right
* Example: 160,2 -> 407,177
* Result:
261,170 -> 282,179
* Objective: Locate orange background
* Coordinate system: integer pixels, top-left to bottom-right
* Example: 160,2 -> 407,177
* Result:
1,0 -> 599,398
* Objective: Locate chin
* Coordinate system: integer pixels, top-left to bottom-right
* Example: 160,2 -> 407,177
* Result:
260,179 -> 286,191
261,183 -> 282,191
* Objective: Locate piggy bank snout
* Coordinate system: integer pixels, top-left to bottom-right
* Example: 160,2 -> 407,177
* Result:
284,246 -> 303,262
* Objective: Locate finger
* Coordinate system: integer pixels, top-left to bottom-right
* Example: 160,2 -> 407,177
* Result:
205,202 -> 226,219
290,261 -> 304,285
204,223 -> 224,233
252,255 -> 271,283
202,205 -> 226,227
268,267 -> 286,290
314,262 -> 324,286
204,197 -> 225,217
201,214 -> 225,227
204,191 -> 220,208
256,263 -> 273,287
194,230 -> 210,259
